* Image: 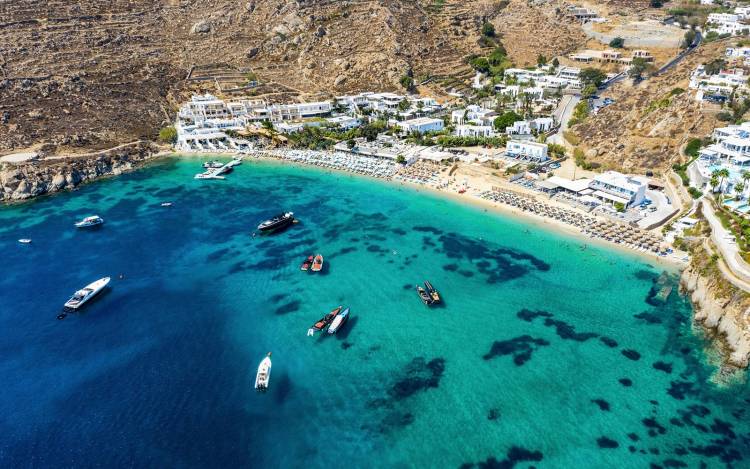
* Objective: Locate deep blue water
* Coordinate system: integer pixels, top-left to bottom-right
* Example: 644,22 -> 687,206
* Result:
1,156 -> 749,468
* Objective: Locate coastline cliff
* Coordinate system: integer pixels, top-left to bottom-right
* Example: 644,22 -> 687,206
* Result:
681,244 -> 750,369
0,142 -> 161,202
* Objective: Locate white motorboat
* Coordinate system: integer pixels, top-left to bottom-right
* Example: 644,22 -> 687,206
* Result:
194,171 -> 225,180
254,353 -> 272,391
74,215 -> 104,228
160,202 -> 173,207
63,277 -> 110,310
327,307 -> 350,334
18,239 -> 32,244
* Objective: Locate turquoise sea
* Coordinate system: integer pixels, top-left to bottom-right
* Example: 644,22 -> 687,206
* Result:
1,156 -> 749,468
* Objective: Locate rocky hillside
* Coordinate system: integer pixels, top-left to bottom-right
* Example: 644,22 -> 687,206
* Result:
570,40 -> 729,173
0,0 -> 512,154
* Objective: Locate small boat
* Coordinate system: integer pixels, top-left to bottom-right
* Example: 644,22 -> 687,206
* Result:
307,306 -> 342,336
327,307 -> 350,334
311,254 -> 324,272
74,215 -> 104,228
424,281 -> 441,304
257,212 -> 294,232
160,202 -> 173,207
194,171 -> 225,180
18,239 -> 32,244
254,352 -> 272,392
202,160 -> 224,169
416,285 -> 433,305
300,255 -> 314,271
63,277 -> 110,310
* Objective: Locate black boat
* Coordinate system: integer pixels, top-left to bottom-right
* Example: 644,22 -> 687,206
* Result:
416,285 -> 433,305
424,281 -> 441,304
257,212 -> 294,232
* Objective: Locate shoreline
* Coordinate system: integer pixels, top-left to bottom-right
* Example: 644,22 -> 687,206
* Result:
176,150 -> 687,269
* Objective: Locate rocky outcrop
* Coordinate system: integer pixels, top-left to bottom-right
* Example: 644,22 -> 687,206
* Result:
681,258 -> 750,368
0,142 -> 161,202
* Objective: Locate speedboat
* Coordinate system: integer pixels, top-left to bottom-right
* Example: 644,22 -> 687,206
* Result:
424,281 -> 441,304
18,239 -> 32,244
254,352 -> 272,392
257,212 -> 294,232
63,277 -> 110,310
327,307 -> 350,334
311,254 -> 324,272
300,255 -> 314,271
416,285 -> 433,305
307,306 -> 342,336
202,160 -> 224,169
74,215 -> 104,228
160,202 -> 173,207
194,171 -> 225,180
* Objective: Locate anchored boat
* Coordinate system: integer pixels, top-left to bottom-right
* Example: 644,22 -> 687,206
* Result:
74,215 -> 104,228
307,306 -> 342,336
300,255 -> 314,271
254,352 -> 272,392
416,285 -> 433,305
424,281 -> 441,304
257,212 -> 294,232
327,307 -> 350,334
63,277 -> 110,311
311,254 -> 324,272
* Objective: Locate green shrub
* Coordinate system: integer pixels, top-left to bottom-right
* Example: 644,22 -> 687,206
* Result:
158,126 -> 177,144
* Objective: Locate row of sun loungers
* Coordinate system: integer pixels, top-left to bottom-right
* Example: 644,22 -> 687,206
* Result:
479,189 -> 668,254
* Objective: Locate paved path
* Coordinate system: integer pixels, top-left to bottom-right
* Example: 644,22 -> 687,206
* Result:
702,198 -> 750,286
547,94 -> 580,146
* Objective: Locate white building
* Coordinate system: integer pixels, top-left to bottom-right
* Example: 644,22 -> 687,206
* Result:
590,171 -> 648,207
326,116 -> 360,130
454,125 -> 495,138
531,117 -> 554,133
450,105 -> 496,126
397,117 -> 444,134
505,140 -> 549,162
726,46 -> 750,59
506,120 -> 532,136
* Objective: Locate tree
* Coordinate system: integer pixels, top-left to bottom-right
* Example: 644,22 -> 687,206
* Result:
650,0 -> 663,7
346,139 -> 356,149
493,110 -> 523,131
614,202 -> 626,213
552,57 -> 560,68
158,126 -> 177,144
580,67 -> 606,88
481,22 -> 495,37
743,170 -> 750,195
682,29 -> 696,49
704,58 -> 726,76
396,154 -> 406,164
537,54 -> 547,66
469,56 -> 490,73
397,98 -> 410,112
629,57 -> 651,80
581,84 -> 598,98
609,37 -> 625,48
710,175 -> 720,192
261,119 -> 274,131
399,75 -> 415,93
735,182 -> 745,199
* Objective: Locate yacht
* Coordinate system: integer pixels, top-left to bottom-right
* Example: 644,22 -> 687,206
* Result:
424,281 -> 441,304
257,212 -> 294,232
254,353 -> 272,391
202,160 -> 224,169
160,202 -> 173,207
74,215 -> 104,228
327,307 -> 350,334
18,239 -> 32,244
63,277 -> 110,310
194,171 -> 225,180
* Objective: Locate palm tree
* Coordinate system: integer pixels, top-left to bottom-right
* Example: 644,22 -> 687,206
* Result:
742,170 -> 750,196
718,168 -> 730,193
710,174 -> 720,193
735,182 -> 745,200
